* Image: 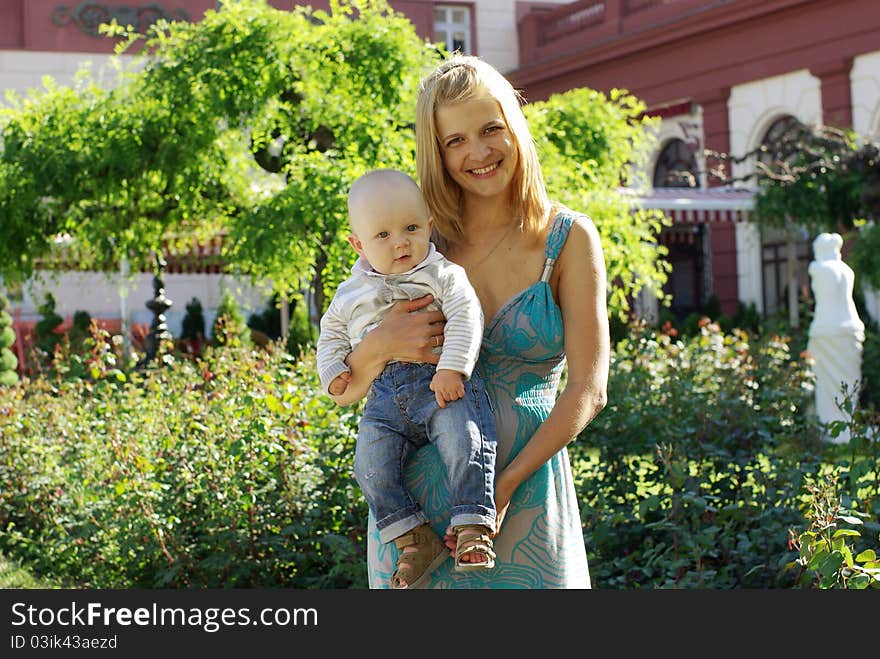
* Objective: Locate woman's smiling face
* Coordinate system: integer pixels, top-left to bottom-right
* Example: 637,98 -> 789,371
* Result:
434,94 -> 518,203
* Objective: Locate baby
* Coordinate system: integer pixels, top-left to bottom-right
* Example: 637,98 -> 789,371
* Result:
316,169 -> 498,588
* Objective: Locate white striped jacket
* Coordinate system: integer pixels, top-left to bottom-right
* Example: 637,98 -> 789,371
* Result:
316,243 -> 484,396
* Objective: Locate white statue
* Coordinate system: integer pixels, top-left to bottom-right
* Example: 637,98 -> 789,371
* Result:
807,232 -> 865,443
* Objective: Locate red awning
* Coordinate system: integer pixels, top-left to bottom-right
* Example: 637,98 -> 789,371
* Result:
621,187 -> 755,224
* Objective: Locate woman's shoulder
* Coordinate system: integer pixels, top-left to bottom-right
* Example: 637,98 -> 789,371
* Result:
549,204 -> 600,247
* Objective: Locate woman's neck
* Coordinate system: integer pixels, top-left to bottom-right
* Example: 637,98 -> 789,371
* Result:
461,194 -> 514,234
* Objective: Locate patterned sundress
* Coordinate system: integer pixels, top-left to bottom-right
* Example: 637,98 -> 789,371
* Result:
366,211 -> 591,588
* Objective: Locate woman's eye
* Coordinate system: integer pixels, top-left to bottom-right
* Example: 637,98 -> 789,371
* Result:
445,137 -> 461,148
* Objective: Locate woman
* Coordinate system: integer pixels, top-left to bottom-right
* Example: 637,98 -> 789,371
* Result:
340,54 -> 610,588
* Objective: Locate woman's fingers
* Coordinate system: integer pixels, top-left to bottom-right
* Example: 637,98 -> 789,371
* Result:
399,294 -> 435,313
380,297 -> 446,363
492,502 -> 510,538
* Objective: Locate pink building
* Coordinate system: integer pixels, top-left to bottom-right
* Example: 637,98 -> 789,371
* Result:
3,0 -> 880,323
508,0 -> 880,318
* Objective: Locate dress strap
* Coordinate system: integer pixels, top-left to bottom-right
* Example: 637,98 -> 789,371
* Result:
540,212 -> 575,283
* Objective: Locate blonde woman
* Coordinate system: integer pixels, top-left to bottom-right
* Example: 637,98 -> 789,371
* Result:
341,54 -> 610,588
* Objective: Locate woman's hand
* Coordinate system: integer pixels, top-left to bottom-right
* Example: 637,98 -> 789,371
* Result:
377,294 -> 446,364
333,294 -> 446,407
490,468 -> 517,537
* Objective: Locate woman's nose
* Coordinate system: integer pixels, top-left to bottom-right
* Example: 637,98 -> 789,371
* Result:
470,138 -> 491,159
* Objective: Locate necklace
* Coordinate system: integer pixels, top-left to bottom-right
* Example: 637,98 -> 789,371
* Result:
470,219 -> 522,268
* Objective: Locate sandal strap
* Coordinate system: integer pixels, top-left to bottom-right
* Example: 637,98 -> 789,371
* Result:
453,526 -> 496,560
395,532 -> 420,550
391,524 -> 446,588
456,543 -> 496,560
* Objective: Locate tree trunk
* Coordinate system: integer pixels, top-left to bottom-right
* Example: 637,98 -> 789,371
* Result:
280,294 -> 289,341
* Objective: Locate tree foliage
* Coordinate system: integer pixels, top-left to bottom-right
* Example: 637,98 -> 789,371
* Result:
745,121 -> 873,232
527,87 -> 671,316
0,0 -> 668,321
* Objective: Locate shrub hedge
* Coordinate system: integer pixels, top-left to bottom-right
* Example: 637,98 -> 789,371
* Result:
572,320 -> 879,588
0,321 -> 877,588
0,331 -> 367,588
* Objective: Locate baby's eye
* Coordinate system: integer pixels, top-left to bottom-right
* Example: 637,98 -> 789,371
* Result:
377,231 -> 389,239
406,224 -> 418,232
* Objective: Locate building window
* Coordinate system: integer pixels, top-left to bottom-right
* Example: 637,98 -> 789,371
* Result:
434,5 -> 471,55
653,138 -> 698,188
761,237 -> 811,318
653,138 -> 703,318
757,115 -> 812,317
757,115 -> 799,170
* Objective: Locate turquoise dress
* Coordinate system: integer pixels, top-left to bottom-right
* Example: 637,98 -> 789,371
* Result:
366,212 -> 591,588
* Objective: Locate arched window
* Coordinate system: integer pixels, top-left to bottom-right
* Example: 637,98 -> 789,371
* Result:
653,138 -> 703,319
757,114 -> 799,169
652,138 -> 698,188
756,114 -> 811,318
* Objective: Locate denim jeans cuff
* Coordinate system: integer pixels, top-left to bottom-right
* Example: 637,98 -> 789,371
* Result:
378,511 -> 429,545
449,509 -> 496,531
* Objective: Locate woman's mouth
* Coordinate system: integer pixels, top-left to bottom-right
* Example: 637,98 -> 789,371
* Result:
469,162 -> 500,177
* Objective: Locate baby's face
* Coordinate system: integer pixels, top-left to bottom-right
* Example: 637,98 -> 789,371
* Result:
348,182 -> 432,275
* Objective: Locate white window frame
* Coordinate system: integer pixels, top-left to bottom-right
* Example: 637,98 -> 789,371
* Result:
434,4 -> 472,55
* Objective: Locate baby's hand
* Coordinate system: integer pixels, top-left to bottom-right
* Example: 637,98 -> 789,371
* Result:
329,372 -> 352,396
429,369 -> 465,408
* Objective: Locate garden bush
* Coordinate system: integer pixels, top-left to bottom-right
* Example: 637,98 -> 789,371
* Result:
0,292 -> 17,386
571,319 -> 878,588
0,336 -> 366,588
1,319 -> 876,588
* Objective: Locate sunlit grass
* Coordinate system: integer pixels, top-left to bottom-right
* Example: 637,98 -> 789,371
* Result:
0,553 -> 63,589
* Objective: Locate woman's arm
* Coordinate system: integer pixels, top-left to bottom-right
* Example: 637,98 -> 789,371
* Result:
494,216 -> 610,523
330,294 -> 446,406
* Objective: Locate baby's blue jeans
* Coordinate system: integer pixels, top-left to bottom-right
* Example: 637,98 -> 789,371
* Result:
354,361 -> 497,545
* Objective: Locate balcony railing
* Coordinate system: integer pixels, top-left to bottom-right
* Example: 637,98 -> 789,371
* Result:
518,0 -> 716,67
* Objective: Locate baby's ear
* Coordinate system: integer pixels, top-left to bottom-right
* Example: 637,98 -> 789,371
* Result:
347,233 -> 364,256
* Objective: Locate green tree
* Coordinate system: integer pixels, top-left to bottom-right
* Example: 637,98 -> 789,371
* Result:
0,0 -> 435,294
527,87 -> 671,318
0,0 -> 669,324
181,297 -> 206,342
34,293 -> 64,356
212,290 -> 250,347
0,292 -> 18,386
68,310 -> 93,353
709,121 -> 880,326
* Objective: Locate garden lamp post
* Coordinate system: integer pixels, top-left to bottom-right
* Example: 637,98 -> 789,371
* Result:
136,252 -> 173,369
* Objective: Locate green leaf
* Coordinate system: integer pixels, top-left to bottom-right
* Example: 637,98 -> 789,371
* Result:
848,575 -> 871,589
806,548 -> 830,571
855,549 -> 876,562
818,552 -> 844,581
638,494 -> 660,519
832,528 -> 861,538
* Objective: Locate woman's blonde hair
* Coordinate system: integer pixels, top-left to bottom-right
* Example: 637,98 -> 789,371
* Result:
416,54 -> 551,243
